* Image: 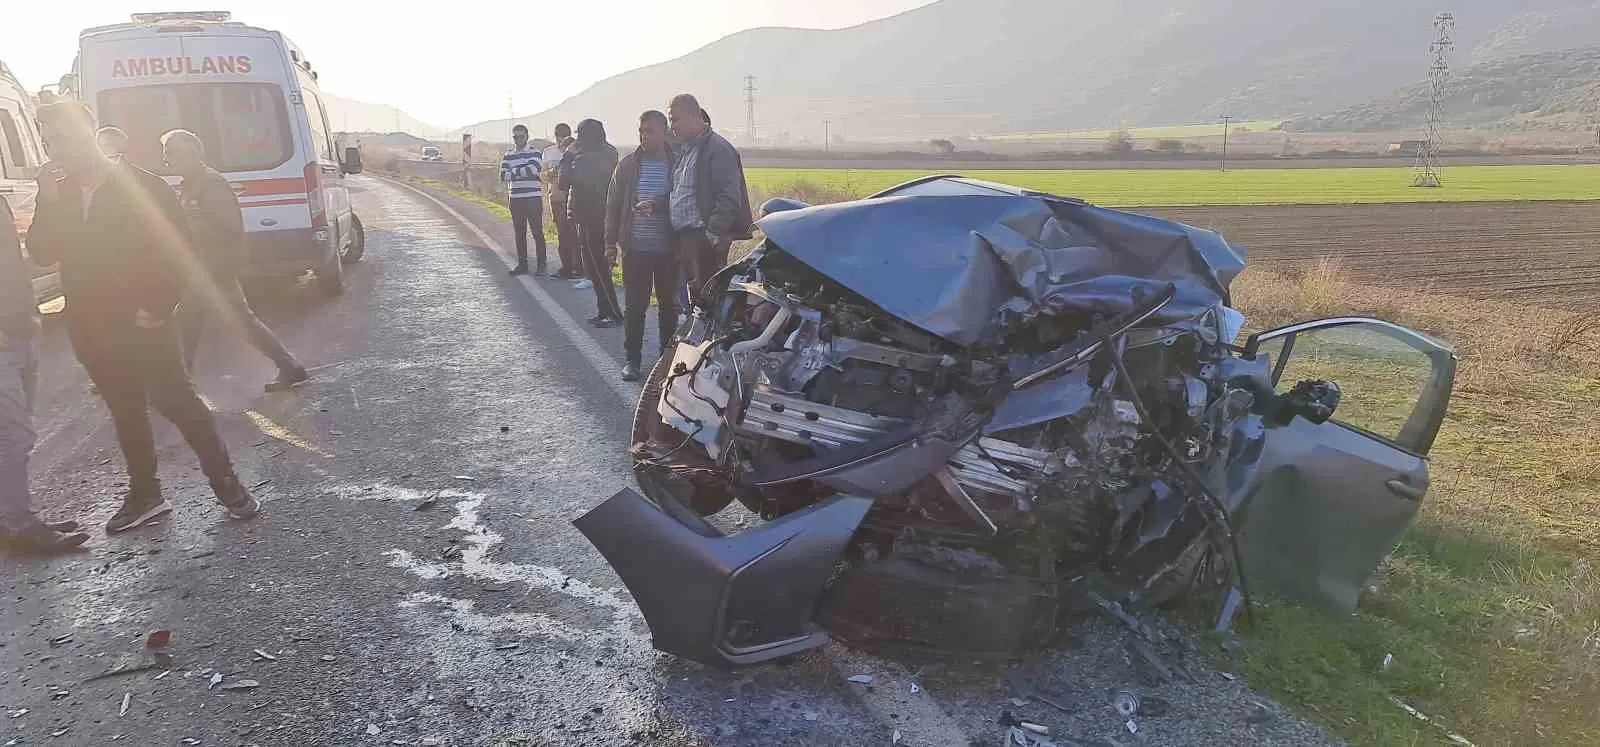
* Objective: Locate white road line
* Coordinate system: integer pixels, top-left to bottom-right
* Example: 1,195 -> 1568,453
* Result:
384,177 -> 639,406
388,176 -> 970,745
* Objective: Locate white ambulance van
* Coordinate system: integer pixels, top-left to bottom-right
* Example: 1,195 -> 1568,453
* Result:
0,59 -> 59,305
67,11 -> 365,296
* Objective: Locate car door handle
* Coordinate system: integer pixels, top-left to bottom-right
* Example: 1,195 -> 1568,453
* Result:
1385,478 -> 1425,500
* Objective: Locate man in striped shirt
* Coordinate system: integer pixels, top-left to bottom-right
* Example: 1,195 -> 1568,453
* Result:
606,110 -> 678,381
500,124 -> 548,275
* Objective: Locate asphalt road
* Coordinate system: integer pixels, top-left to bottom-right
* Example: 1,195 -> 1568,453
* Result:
0,176 -> 1341,747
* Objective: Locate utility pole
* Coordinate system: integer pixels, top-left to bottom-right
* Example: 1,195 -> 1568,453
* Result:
823,120 -> 830,152
744,75 -> 757,145
1413,12 -> 1454,188
1219,115 -> 1233,172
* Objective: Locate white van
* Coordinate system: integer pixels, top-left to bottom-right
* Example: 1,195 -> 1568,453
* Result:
0,59 -> 59,305
67,11 -> 365,296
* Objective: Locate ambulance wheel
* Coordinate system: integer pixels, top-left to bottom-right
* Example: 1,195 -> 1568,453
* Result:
341,215 -> 366,264
317,250 -> 345,297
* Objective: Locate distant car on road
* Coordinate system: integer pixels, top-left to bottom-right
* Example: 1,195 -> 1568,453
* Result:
0,59 -> 59,306
421,145 -> 443,162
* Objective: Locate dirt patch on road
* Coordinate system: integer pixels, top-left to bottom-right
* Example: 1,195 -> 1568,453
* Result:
1149,201 -> 1600,309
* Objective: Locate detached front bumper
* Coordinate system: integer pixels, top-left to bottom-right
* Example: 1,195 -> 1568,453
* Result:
574,487 -> 871,667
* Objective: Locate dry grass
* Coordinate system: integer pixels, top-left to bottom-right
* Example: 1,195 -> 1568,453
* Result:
1230,262 -> 1600,745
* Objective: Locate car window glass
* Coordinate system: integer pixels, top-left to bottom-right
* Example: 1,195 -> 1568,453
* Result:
0,109 -> 25,174
301,87 -> 333,161
1268,324 -> 1434,443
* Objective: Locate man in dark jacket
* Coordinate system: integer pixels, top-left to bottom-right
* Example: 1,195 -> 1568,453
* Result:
163,129 -> 309,391
606,111 -> 677,381
27,101 -> 259,534
666,94 -> 752,307
0,198 -> 90,555
559,118 -> 622,328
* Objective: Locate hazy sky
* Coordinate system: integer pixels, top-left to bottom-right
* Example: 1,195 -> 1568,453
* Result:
1,0 -> 933,127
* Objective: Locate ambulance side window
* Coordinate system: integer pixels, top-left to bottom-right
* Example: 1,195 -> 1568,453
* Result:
0,109 -> 27,176
301,88 -> 333,162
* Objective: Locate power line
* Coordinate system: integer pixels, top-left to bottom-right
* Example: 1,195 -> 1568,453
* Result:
1414,12 -> 1454,188
744,75 -> 757,145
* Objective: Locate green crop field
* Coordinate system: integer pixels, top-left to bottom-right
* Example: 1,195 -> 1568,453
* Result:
982,119 -> 1286,141
745,165 -> 1600,207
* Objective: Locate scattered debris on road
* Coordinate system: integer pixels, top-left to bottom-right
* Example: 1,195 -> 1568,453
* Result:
220,679 -> 260,691
253,648 -> 278,661
208,672 -> 224,689
847,674 -> 874,685
119,693 -> 131,717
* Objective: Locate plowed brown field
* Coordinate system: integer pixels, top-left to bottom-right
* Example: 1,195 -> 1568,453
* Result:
1149,202 -> 1600,308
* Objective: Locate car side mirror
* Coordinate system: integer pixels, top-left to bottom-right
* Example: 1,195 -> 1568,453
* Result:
759,197 -> 810,218
341,146 -> 363,174
1281,379 -> 1341,425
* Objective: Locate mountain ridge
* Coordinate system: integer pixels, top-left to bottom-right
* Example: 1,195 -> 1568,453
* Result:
449,0 -> 1600,142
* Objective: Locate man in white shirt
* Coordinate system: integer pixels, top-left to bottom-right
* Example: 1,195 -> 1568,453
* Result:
541,123 -> 580,279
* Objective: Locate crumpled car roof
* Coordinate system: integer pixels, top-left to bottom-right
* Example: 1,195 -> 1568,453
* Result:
756,177 -> 1247,347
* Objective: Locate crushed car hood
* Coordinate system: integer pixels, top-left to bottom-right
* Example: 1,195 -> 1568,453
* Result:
757,193 -> 1247,347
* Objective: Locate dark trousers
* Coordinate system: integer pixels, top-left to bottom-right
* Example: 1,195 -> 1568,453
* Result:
676,229 -> 730,307
622,250 -> 680,366
552,201 -> 579,274
509,197 -> 548,268
68,317 -> 236,494
178,276 -> 301,374
576,212 -> 622,320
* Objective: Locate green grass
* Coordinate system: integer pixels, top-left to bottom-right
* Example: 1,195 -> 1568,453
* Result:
1228,266 -> 1600,746
745,165 -> 1600,207
983,119 -> 1286,141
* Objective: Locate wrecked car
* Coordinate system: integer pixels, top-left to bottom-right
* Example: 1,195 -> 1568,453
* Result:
576,176 -> 1456,668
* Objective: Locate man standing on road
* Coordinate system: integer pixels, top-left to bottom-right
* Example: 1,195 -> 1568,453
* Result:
559,118 -> 622,328
95,126 -> 128,159
500,124 -> 549,276
163,129 -> 310,392
666,94 -> 752,307
606,111 -> 678,382
542,123 -> 580,279
27,101 -> 259,534
0,198 -> 90,555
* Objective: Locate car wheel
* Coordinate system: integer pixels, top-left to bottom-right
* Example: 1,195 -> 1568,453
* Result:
630,352 -> 735,516
317,247 -> 345,297
341,215 -> 366,264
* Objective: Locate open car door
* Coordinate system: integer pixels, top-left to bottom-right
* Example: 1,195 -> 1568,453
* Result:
1234,317 -> 1457,613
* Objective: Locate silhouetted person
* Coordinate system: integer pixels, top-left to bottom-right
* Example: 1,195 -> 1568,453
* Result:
164,128 -> 309,391
607,110 -> 678,381
0,197 -> 89,555
500,124 -> 549,275
666,94 -> 752,306
559,118 -> 622,327
27,101 -> 260,534
96,125 -> 128,158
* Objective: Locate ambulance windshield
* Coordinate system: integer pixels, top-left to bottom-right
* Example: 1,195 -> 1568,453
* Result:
98,82 -> 292,173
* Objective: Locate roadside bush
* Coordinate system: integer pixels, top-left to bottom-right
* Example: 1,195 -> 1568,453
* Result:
1105,130 -> 1134,155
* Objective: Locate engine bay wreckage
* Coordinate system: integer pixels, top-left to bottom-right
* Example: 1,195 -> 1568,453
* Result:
574,176 -> 1458,668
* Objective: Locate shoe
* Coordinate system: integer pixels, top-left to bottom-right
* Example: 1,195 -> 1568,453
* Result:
106,492 -> 173,534
589,316 -> 620,329
3,523 -> 89,556
213,476 -> 261,520
509,263 -> 529,276
534,265 -> 548,277
621,362 -> 641,382
264,366 -> 310,393
572,278 -> 593,290
560,268 -> 582,279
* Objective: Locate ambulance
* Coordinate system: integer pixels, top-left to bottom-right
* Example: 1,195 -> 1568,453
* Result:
66,11 -> 366,296
0,58 -> 59,305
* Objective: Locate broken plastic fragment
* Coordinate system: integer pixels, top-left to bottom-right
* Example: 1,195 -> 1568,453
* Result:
1126,719 -> 1139,734
145,630 -> 171,650
208,672 -> 224,689
1020,721 -> 1049,735
119,693 -> 131,717
366,723 -> 382,736
253,648 -> 278,661
1381,653 -> 1394,671
909,682 -> 921,695
847,674 -> 874,685
1112,690 -> 1141,718
220,679 -> 260,691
